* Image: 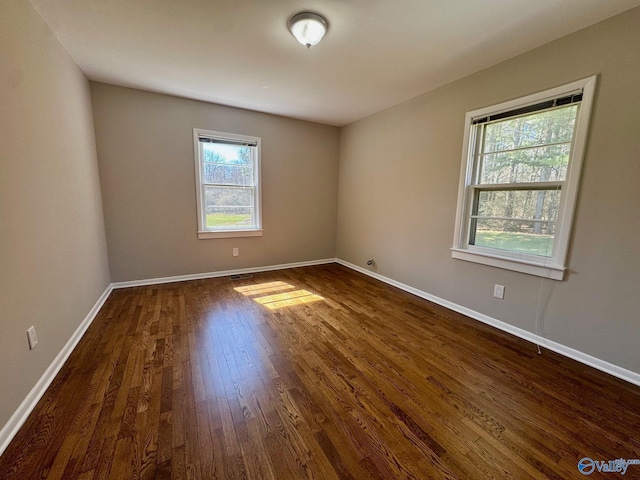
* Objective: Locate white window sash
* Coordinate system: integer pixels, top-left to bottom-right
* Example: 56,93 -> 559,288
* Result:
193,129 -> 263,238
451,75 -> 597,280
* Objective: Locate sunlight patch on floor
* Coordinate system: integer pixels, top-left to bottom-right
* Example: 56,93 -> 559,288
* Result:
234,281 -> 324,309
234,281 -> 294,296
257,290 -> 324,310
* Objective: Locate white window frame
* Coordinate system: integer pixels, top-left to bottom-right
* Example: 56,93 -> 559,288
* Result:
451,76 -> 597,280
193,128 -> 263,239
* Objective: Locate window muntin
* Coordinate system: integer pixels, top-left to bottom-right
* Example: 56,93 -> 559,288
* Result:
193,130 -> 262,238
452,76 -> 597,280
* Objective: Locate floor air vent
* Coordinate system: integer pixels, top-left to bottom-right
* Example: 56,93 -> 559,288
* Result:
229,273 -> 254,280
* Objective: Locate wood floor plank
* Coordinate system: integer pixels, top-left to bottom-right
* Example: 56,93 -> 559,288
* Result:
2,264 -> 640,479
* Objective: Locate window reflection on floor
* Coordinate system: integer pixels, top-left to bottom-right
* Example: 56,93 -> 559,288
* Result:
234,281 -> 324,310
233,281 -> 294,295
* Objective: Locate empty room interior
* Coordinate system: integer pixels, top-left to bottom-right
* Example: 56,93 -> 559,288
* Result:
2,0 -> 640,478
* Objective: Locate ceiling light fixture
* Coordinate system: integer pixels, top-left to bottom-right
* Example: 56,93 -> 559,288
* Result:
288,12 -> 328,48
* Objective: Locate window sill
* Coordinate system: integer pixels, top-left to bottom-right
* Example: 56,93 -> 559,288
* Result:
198,229 -> 263,239
450,247 -> 565,280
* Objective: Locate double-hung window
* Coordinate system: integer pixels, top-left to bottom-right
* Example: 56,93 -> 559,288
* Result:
452,76 -> 597,280
193,129 -> 262,239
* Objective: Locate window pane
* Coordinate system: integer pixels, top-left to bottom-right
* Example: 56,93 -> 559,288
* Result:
479,144 -> 570,184
483,105 -> 578,153
195,130 -> 262,235
204,186 -> 253,207
471,219 -> 555,257
202,143 -> 252,165
475,189 -> 560,223
203,163 -> 253,186
470,105 -> 575,259
206,207 -> 254,229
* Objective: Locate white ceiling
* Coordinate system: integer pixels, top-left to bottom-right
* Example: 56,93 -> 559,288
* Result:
30,0 -> 640,126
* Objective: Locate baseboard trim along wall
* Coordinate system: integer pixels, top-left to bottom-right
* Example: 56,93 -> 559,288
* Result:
3,257 -> 638,457
110,258 -> 337,289
0,258 -> 335,456
0,285 -> 114,457
336,259 -> 640,388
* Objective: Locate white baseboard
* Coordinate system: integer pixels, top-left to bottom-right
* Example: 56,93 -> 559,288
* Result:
336,259 -> 640,387
3,257 -> 637,458
0,284 -> 113,457
0,258 -> 337,456
111,258 -> 337,289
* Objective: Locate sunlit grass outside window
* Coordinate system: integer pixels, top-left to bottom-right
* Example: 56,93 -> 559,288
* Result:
206,213 -> 252,227
474,231 -> 554,257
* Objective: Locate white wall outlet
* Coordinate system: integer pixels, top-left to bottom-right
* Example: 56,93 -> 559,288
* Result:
27,326 -> 38,349
493,284 -> 505,299
233,247 -> 239,257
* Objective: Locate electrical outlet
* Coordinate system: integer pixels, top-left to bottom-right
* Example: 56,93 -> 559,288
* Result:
233,247 -> 239,257
493,284 -> 505,299
27,326 -> 38,349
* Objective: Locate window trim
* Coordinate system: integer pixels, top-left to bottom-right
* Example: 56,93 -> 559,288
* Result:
193,128 -> 263,239
451,76 -> 597,280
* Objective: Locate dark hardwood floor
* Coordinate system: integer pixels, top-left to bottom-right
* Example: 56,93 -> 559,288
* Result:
1,264 -> 640,479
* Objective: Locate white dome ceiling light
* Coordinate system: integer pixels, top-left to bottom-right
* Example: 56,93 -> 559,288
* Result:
288,12 -> 328,48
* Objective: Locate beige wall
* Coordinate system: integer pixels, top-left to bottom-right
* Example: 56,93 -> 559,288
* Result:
337,8 -> 640,373
0,0 -> 111,428
91,83 -> 340,282
1,0 -> 637,440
